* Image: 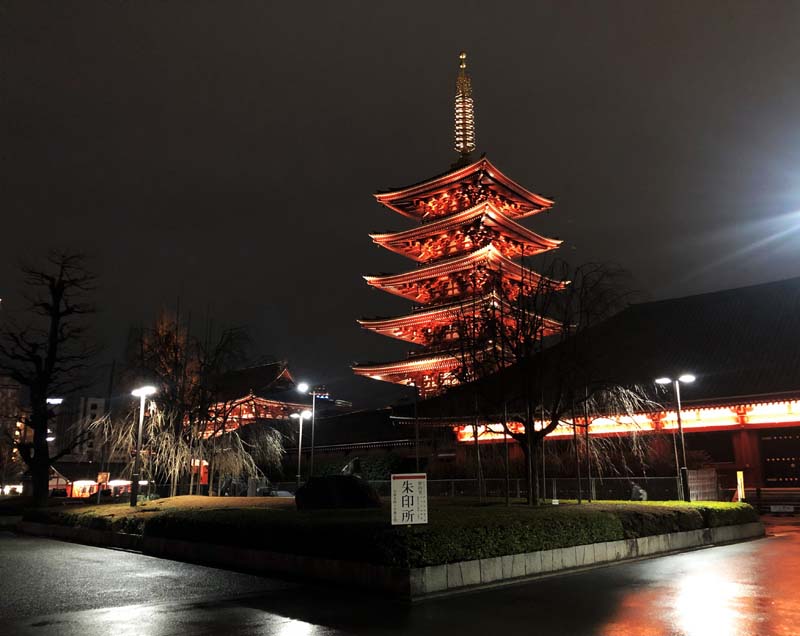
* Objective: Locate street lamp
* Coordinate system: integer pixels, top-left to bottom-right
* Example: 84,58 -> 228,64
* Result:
656,374 -> 696,501
290,410 -> 312,488
130,385 -> 157,507
296,382 -> 321,477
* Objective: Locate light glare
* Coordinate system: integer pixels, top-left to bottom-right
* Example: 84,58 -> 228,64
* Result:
297,382 -> 309,393
132,385 -> 157,397
655,377 -> 672,385
679,374 -> 696,384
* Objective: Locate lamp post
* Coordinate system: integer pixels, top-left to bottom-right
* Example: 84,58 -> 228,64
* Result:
290,410 -> 312,488
409,381 -> 420,472
656,374 -> 695,501
130,385 -> 157,507
296,382 -> 320,477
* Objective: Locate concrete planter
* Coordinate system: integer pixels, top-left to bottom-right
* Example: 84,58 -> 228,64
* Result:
17,520 -> 765,600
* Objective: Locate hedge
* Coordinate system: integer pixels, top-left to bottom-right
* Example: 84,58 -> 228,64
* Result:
22,500 -> 758,569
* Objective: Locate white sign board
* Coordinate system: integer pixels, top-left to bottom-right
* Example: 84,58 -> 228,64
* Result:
771,504 -> 794,513
391,473 -> 428,525
736,470 -> 745,501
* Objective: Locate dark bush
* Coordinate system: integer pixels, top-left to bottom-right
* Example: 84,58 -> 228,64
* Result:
26,499 -> 760,569
295,475 -> 381,511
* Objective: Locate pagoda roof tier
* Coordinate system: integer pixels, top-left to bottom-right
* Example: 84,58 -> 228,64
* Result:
358,292 -> 562,345
370,201 -> 561,264
364,244 -> 567,304
374,157 -> 553,221
353,353 -> 462,396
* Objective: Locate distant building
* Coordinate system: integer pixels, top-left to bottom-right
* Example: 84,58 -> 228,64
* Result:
53,397 -> 106,463
0,376 -> 24,487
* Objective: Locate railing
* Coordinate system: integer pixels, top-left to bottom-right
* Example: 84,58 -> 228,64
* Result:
270,476 -> 685,501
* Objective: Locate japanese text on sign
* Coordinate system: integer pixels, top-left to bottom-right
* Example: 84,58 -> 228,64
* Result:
391,473 -> 428,525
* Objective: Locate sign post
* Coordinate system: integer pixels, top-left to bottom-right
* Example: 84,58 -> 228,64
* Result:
391,473 -> 428,525
736,470 -> 745,501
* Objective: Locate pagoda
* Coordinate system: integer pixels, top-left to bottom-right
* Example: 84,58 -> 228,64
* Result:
354,53 -> 564,397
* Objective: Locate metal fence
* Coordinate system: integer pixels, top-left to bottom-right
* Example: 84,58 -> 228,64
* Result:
271,476 -> 686,501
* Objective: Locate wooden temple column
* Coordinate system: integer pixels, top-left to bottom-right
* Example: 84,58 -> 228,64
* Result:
732,429 -> 763,488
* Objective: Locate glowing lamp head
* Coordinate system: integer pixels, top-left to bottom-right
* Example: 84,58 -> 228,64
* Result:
655,377 -> 672,385
46,397 -> 64,405
291,410 -> 312,421
297,382 -> 310,393
131,385 -> 157,398
678,374 -> 696,384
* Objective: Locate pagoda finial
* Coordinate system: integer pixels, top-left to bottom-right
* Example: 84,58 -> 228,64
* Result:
454,51 -> 476,159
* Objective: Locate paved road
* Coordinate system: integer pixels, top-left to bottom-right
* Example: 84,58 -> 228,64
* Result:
2,518 -> 798,635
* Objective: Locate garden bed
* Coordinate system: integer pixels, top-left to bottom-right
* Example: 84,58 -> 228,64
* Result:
22,496 -> 757,569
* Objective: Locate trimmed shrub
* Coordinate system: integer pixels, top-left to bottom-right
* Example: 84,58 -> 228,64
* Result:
24,499 -> 759,569
295,475 -> 381,511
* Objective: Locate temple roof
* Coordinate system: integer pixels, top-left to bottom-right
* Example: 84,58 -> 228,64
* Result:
364,244 -> 567,303
358,292 -> 562,345
352,352 -> 462,383
369,201 -> 561,263
374,157 -> 553,221
420,276 -> 800,415
211,362 -> 308,404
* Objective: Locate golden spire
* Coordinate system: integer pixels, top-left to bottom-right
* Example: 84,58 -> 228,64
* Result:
454,51 -> 476,157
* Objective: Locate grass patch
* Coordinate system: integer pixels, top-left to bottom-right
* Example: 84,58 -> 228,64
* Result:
22,496 -> 758,568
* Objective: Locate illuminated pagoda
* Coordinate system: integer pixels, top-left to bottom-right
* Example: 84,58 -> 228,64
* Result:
354,53 -> 564,397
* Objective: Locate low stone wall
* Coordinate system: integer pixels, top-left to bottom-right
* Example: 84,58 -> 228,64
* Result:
17,520 -> 764,600
408,522 -> 764,597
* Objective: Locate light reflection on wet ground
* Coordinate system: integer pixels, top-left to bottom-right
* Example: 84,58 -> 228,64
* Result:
3,518 -> 799,636
599,519 -> 800,636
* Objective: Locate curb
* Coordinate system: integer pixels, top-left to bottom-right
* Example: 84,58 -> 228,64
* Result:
16,520 -> 765,600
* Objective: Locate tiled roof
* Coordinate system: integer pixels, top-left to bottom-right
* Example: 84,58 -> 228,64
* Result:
422,276 -> 800,413
213,362 -> 306,404
584,276 -> 800,403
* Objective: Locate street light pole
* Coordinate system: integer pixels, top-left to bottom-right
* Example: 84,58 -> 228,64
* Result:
130,385 -> 157,507
310,391 -> 316,477
674,379 -> 691,502
656,374 -> 695,502
291,410 -> 312,488
297,382 -> 318,477
410,382 -> 419,472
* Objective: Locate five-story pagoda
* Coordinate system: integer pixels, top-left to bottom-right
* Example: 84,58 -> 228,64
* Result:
354,53 -> 564,397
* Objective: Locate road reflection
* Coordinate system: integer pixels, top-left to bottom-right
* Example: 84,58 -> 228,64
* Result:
601,524 -> 800,636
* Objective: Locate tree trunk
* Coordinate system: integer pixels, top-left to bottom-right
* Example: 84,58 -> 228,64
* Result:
472,421 -> 483,501
30,406 -> 51,507
188,455 -> 196,496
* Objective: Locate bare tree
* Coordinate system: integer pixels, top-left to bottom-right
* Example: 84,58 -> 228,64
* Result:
437,259 -> 657,505
0,251 -> 97,505
116,312 -> 285,498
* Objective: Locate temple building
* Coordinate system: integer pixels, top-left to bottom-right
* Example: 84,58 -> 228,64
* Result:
202,361 -> 313,436
354,53 -> 564,397
412,276 -> 800,491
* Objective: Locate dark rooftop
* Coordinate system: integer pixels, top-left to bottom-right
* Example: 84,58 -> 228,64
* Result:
213,362 -> 308,404
587,276 -> 800,403
422,276 -> 800,414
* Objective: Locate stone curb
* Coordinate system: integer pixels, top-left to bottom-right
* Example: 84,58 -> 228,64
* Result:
16,520 -> 765,600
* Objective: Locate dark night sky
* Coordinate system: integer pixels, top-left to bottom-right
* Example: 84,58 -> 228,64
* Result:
3,1 -> 800,407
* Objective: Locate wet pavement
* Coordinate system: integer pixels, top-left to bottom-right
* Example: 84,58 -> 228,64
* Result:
2,517 -> 798,635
